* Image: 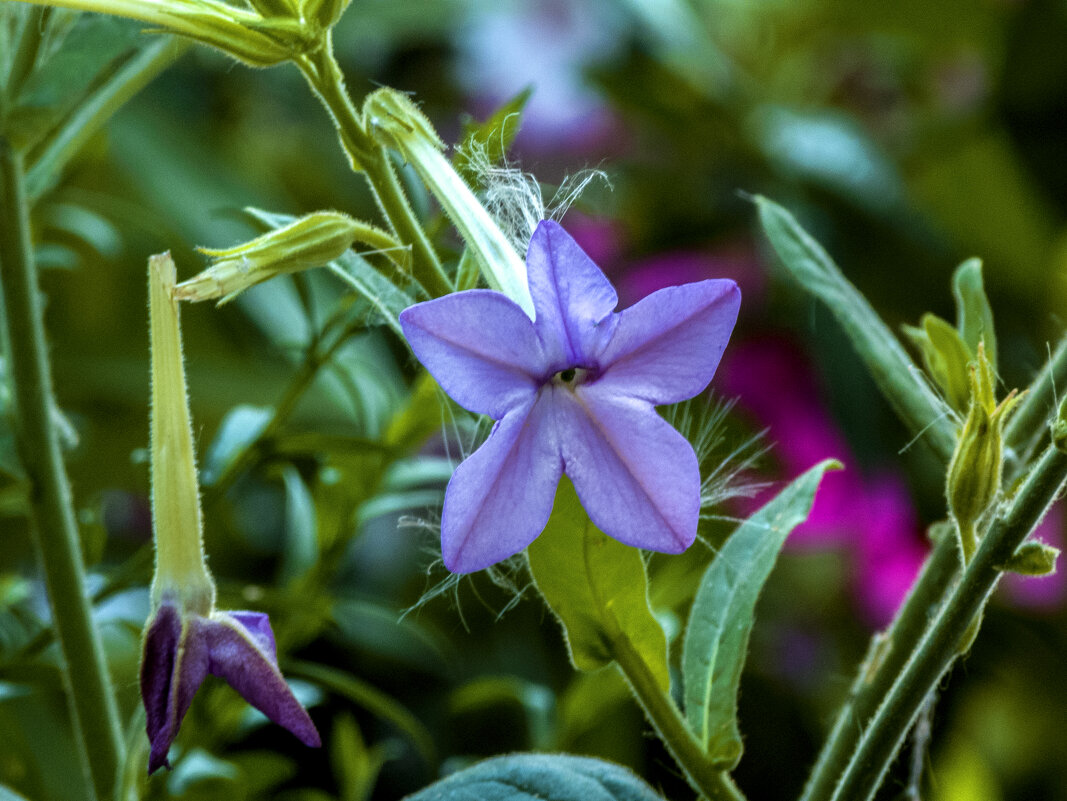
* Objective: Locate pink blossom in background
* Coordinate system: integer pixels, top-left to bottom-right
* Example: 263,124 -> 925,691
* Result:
719,337 -> 928,627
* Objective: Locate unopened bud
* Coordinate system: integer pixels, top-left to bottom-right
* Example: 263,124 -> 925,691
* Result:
175,212 -> 365,303
902,313 -> 972,414
301,0 -> 353,28
363,88 -> 535,318
945,344 -> 1021,562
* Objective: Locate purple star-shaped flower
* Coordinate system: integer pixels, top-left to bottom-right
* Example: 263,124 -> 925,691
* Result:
399,220 -> 741,573
140,599 -> 321,773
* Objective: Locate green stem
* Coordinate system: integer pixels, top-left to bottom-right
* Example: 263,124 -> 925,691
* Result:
1003,333 -> 1067,478
798,533 -> 959,801
829,443 -> 1067,801
0,139 -> 123,801
610,635 -> 746,801
294,41 -> 450,298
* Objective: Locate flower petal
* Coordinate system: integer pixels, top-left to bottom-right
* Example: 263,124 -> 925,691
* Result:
597,279 -> 740,405
205,613 -> 321,748
554,384 -> 700,552
442,394 -> 562,572
227,611 -> 277,659
400,289 -> 545,418
140,603 -> 210,774
140,602 -> 182,773
526,220 -> 618,368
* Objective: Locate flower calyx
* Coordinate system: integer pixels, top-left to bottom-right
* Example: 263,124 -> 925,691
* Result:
174,212 -> 393,304
945,342 -> 1022,564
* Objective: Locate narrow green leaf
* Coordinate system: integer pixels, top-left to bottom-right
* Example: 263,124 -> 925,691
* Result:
527,479 -> 669,693
755,196 -> 956,463
401,753 -> 665,801
952,258 -> 997,372
279,464 -> 318,582
682,459 -> 840,768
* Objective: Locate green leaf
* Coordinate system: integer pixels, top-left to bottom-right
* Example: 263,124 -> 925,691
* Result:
401,753 -> 665,801
997,540 -> 1059,576
201,404 -> 272,486
279,464 -> 318,582
455,86 -> 532,188
682,459 -> 839,768
952,258 -> 997,372
902,313 -> 972,414
755,196 -> 956,463
527,479 -> 669,693
287,659 -> 436,766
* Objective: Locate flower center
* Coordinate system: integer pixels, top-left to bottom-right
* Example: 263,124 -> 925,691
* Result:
552,366 -> 592,388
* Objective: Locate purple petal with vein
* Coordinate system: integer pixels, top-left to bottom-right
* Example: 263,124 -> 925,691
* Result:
526,220 -> 618,367
206,613 -> 321,748
556,384 -> 700,552
442,396 -> 563,572
597,279 -> 740,404
400,290 -> 545,418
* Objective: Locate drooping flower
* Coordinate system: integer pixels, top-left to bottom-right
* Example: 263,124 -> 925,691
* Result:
141,602 -> 321,773
399,220 -> 740,573
142,253 -> 319,773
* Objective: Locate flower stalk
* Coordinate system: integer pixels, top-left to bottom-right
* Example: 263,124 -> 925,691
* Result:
828,441 -> 1067,801
294,42 -> 451,298
0,137 -> 124,800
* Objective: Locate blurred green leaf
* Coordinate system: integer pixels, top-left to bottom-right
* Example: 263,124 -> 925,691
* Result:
201,405 -> 273,487
331,712 -> 389,801
682,459 -> 838,768
527,479 -> 669,693
279,464 -> 319,582
329,599 -> 455,677
287,659 -> 436,766
755,195 -> 957,463
401,753 -> 665,801
448,676 -> 556,751
0,785 -> 32,801
167,749 -> 240,795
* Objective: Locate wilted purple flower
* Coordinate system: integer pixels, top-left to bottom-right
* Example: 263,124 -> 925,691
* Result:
143,254 -> 319,773
141,600 -> 320,773
400,220 -> 740,573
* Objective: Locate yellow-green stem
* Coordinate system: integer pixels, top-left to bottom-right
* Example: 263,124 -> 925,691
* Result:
611,635 -> 746,801
295,42 -> 450,297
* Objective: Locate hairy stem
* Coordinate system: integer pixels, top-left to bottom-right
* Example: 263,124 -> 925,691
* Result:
1003,333 -> 1067,478
611,636 -> 746,801
798,533 -> 959,801
295,40 -> 450,297
0,138 -> 124,801
830,444 -> 1067,801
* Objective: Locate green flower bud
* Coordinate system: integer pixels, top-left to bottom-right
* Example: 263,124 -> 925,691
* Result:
363,88 -> 535,318
945,344 -> 1021,563
248,0 -> 301,18
175,212 -> 386,303
27,0 -> 317,67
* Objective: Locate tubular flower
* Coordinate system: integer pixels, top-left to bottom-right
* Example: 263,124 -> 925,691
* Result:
399,221 -> 741,573
142,254 -> 319,773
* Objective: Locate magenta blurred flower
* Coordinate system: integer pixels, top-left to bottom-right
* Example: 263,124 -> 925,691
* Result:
141,600 -> 320,773
400,220 -> 740,572
721,337 -> 927,625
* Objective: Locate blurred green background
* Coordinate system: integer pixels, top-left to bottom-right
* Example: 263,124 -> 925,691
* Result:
2,0 -> 1066,799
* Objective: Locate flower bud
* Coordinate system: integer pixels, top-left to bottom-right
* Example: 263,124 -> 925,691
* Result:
945,344 -> 1020,562
363,88 -> 535,318
41,0 -> 316,67
175,212 -> 371,303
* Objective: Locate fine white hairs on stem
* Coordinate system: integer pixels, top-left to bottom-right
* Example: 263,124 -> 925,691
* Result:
457,132 -> 611,255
